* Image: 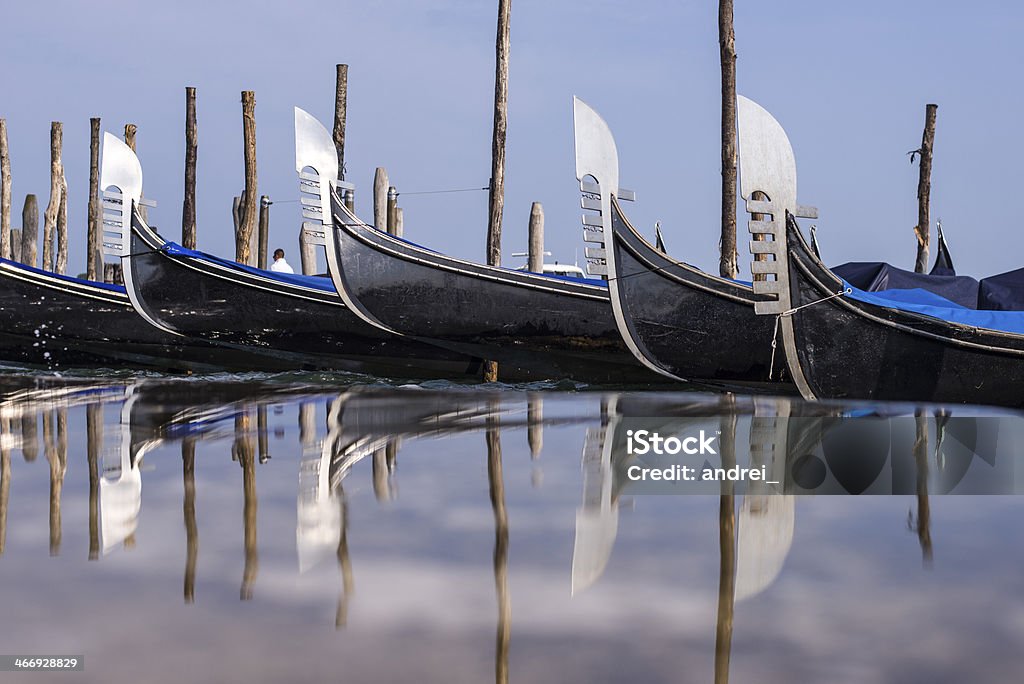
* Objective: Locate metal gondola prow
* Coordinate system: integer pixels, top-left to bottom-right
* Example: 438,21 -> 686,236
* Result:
99,132 -> 143,263
99,133 -> 175,335
294,107 -> 353,249
737,96 -> 819,398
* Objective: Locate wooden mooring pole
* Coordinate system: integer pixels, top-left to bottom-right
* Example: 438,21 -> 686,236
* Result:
484,0 -> 512,383
386,186 -> 399,236
913,104 -> 938,274
42,123 -> 64,272
527,202 -> 544,273
718,0 -> 738,279
373,167 -> 388,231
0,118 -> 10,260
87,117 -> 101,280
21,194 -> 38,268
183,86 -> 198,249
237,91 -> 258,266
334,65 -> 348,181
258,195 -> 270,270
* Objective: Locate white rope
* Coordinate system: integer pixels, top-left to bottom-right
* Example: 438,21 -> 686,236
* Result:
768,288 -> 851,379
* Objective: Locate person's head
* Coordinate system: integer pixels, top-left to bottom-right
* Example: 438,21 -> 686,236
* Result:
273,249 -> 285,261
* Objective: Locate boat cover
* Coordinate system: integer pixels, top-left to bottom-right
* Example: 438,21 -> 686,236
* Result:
842,280 -> 1024,335
833,262 -> 980,309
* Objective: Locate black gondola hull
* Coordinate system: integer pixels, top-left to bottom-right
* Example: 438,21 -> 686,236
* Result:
607,199 -> 786,385
782,220 -> 1024,407
0,259 -> 276,372
126,215 -> 479,379
329,199 -> 663,383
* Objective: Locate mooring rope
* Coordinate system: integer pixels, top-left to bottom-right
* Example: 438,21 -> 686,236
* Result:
768,288 -> 851,379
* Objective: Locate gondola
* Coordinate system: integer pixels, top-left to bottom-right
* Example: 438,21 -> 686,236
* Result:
573,97 -> 961,388
737,96 -> 1024,408
0,255 -> 279,373
101,133 -> 480,379
290,109 -> 667,384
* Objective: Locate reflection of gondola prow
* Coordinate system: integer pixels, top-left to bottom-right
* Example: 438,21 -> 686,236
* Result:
100,393 -> 142,554
571,416 -> 618,596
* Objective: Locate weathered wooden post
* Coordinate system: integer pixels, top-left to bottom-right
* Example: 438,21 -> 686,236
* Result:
87,118 -> 101,280
484,0 -> 512,383
912,410 -> 933,564
42,122 -> 64,272
386,186 -> 398,236
237,91 -> 258,266
183,86 -> 198,249
334,64 -> 348,180
527,201 -> 544,273
56,177 -> 68,275
373,167 -> 388,231
124,123 -> 137,151
913,104 -> 938,273
21,195 -> 37,268
395,207 -> 404,238
258,195 -> 270,269
123,123 -> 145,227
10,229 -> 20,262
718,0 -> 738,279
0,118 -> 10,260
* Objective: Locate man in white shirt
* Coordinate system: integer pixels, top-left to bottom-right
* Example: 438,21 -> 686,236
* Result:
270,248 -> 295,274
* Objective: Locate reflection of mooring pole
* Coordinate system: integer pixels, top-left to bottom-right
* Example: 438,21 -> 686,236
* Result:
21,412 -> 38,462
45,410 -> 67,556
912,410 -> 933,565
714,410 -> 737,684
0,419 -> 10,557
235,412 -> 259,600
87,404 -> 102,560
335,490 -> 355,629
183,437 -> 198,603
487,409 -> 511,684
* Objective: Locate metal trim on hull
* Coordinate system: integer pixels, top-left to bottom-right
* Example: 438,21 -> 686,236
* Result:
0,261 -> 128,306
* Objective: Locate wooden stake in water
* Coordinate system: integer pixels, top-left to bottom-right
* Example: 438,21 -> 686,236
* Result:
258,195 -> 270,270
87,117 -> 101,280
913,104 -> 938,274
718,0 -> 738,279
373,167 -> 388,232
334,64 -> 348,180
386,186 -> 398,236
237,91 -> 259,265
21,194 -> 37,268
183,86 -> 198,250
528,201 -> 544,273
484,0 -> 512,383
42,122 -> 64,272
0,118 -> 10,260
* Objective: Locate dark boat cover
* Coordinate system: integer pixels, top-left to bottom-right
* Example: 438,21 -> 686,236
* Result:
832,261 -> 980,309
978,268 -> 1024,312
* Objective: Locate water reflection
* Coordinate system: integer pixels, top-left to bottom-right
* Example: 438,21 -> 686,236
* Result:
0,376 -> 1022,682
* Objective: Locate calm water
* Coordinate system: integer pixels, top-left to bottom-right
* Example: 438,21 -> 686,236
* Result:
1,374 -> 1023,683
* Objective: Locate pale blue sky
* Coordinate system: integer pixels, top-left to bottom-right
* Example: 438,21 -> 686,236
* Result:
1,0 -> 1021,277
